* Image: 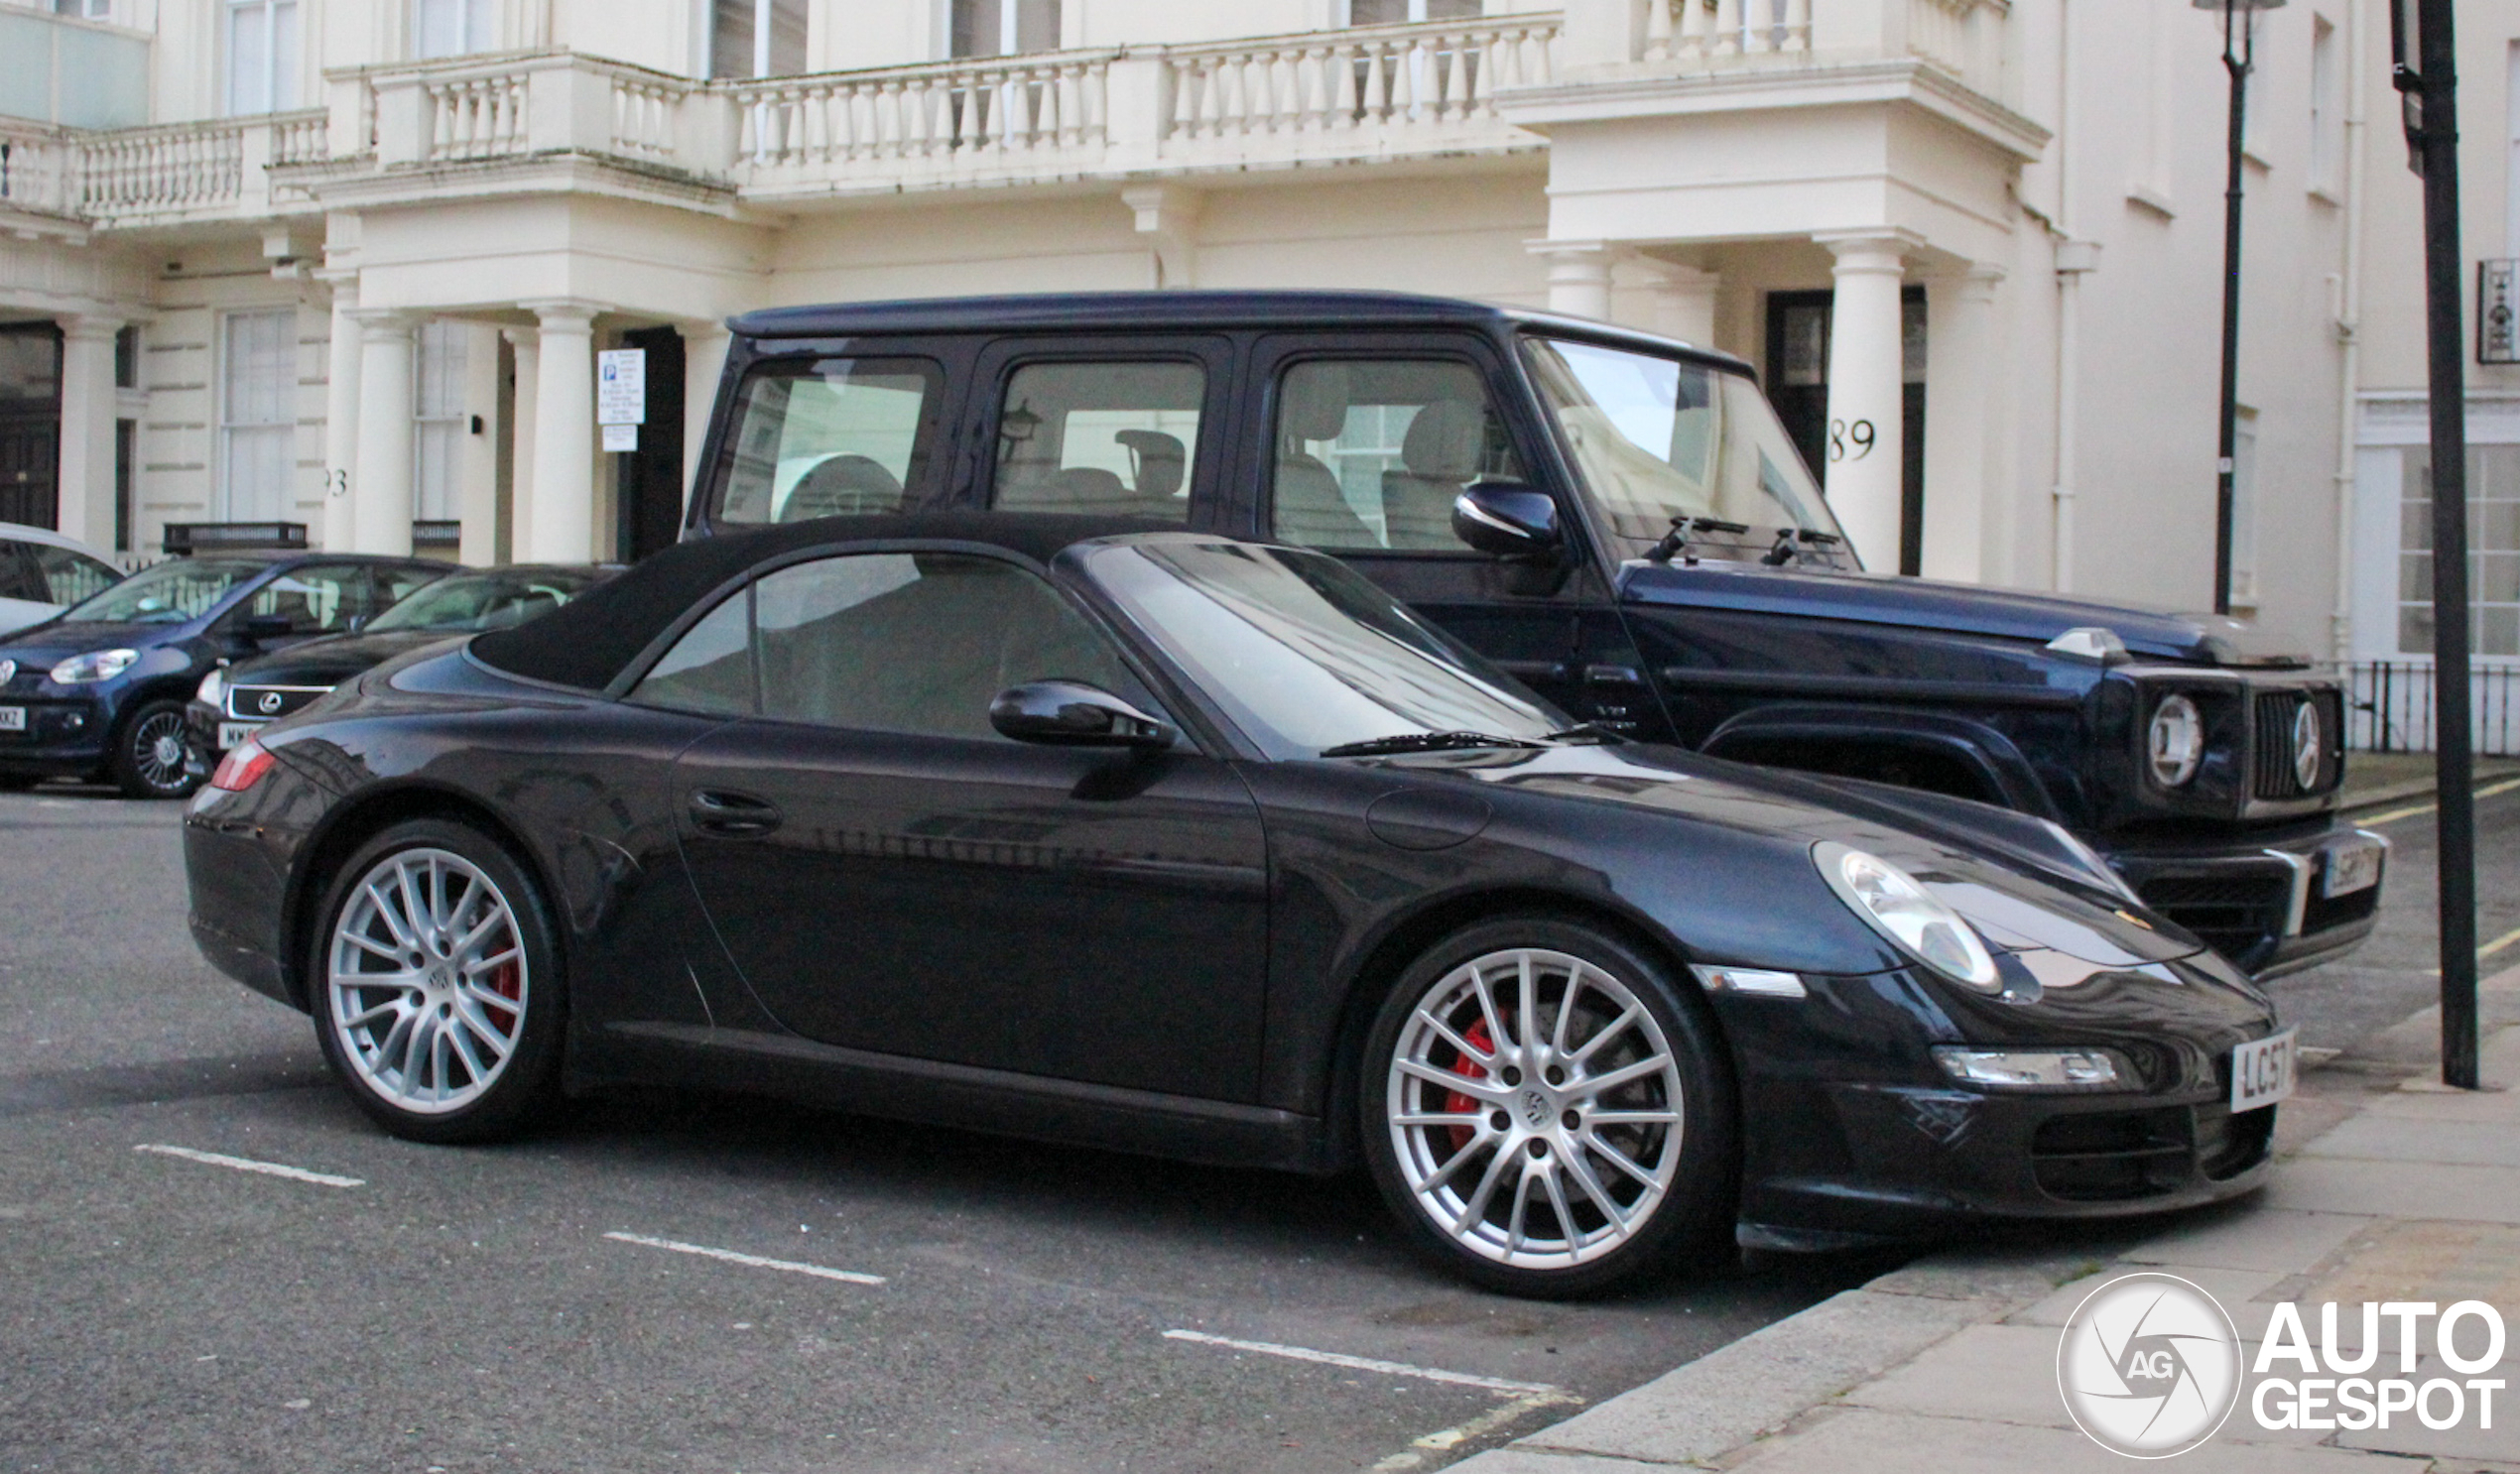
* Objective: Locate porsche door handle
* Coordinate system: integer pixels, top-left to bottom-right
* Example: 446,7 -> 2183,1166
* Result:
689,790 -> 782,837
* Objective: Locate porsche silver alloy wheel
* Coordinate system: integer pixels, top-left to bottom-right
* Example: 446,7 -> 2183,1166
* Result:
326,847 -> 529,1115
1386,947 -> 1685,1269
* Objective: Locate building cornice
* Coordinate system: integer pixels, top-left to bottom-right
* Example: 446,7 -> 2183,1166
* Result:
1498,59 -> 2050,165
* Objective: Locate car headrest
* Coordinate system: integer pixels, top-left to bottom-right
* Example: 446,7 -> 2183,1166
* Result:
1115,430 -> 1187,498
1279,366 -> 1351,443
1401,399 -> 1484,482
781,454 -> 905,521
1038,466 -> 1131,512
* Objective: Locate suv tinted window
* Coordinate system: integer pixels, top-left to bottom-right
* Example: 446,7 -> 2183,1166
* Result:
715,357 -> 943,526
990,361 -> 1201,522
1269,359 -> 1523,552
755,553 -> 1143,740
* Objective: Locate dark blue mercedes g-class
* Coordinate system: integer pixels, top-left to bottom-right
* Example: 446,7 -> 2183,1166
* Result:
680,291 -> 2382,977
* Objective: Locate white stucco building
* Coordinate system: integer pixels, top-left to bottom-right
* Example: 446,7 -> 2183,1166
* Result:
0,0 -> 2512,737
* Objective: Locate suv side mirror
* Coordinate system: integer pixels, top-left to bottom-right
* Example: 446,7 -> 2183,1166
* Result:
1451,483 -> 1562,560
240,612 -> 296,643
990,680 -> 1178,750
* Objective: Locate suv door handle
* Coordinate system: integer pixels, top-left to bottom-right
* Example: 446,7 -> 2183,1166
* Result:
689,789 -> 782,838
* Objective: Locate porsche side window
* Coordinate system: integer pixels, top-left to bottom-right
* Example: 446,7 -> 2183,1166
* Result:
715,357 -> 942,527
989,361 -> 1201,522
752,553 -> 1146,741
632,588 -> 755,715
1269,359 -> 1524,553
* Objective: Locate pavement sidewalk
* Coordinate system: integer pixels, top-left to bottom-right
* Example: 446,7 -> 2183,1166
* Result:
1452,965 -> 2520,1473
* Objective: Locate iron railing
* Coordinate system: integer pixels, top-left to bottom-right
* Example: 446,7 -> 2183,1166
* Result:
2346,661 -> 2520,756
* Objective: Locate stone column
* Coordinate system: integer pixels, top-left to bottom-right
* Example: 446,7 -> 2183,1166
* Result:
1921,266 -> 2003,583
1527,240 -> 1615,321
522,301 -> 600,562
1632,258 -> 1721,348
502,325 -> 539,564
1818,233 -> 1911,571
55,316 -> 121,548
350,308 -> 418,555
683,322 -> 730,502
317,274 -> 361,551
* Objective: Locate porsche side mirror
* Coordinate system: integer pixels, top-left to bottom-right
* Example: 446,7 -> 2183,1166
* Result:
1451,483 -> 1563,560
989,680 -> 1178,750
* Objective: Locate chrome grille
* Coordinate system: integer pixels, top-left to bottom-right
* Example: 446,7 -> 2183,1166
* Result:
2252,689 -> 2342,800
225,684 -> 332,721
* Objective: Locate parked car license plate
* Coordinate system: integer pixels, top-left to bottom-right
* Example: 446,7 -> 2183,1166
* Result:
2324,836 -> 2384,899
2231,1028 -> 2297,1113
217,721 -> 264,750
0,705 -> 24,732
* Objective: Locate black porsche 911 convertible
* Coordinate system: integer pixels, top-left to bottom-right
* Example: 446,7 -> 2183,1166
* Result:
184,514 -> 2294,1296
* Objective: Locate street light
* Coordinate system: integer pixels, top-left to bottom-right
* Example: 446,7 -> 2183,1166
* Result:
2197,0 -> 2284,619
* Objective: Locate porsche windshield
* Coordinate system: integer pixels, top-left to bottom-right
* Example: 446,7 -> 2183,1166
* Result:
1079,540 -> 1563,761
1521,335 -> 1846,560
58,558 -> 264,625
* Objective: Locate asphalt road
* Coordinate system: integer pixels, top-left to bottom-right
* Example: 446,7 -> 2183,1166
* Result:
0,778 -> 2508,1474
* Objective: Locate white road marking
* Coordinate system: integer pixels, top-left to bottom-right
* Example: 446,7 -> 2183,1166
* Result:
602,1231 -> 885,1286
1373,1390 -> 1585,1470
1161,1329 -> 1566,1397
133,1144 -> 363,1187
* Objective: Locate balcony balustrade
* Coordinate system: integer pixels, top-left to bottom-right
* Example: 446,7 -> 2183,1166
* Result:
4,0 -> 2016,231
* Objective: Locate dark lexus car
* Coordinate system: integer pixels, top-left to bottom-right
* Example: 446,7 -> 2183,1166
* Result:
0,552 -> 445,798
675,292 -> 2382,978
188,563 -> 618,761
185,515 -> 2292,1295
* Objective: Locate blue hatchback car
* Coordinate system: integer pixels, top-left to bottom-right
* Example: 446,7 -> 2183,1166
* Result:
0,552 -> 447,798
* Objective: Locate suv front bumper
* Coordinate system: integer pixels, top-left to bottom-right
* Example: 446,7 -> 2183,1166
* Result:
2111,818 -> 2387,978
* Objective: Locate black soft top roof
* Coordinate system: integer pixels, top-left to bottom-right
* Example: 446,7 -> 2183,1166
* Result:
726,290 -> 1750,373
468,513 -> 1180,692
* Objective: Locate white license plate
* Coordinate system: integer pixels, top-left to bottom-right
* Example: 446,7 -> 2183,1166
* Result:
2231,1029 -> 2298,1113
0,705 -> 22,732
2324,838 -> 2384,899
217,721 -> 264,750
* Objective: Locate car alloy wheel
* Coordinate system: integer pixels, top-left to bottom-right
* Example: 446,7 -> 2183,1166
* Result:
114,700 -> 200,798
1363,921 -> 1733,1296
312,820 -> 563,1143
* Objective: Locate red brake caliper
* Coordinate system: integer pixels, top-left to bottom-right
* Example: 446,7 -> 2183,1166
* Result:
1445,1018 -> 1494,1153
482,956 -> 522,1036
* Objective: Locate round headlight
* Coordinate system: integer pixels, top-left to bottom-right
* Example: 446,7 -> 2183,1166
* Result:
1814,842 -> 2000,991
50,649 -> 139,684
195,667 -> 226,706
2147,693 -> 2204,789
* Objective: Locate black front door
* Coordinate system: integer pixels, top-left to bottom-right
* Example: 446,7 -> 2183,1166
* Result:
1245,333 -> 1659,735
615,325 -> 687,561
645,547 -> 1272,1100
0,322 -> 63,530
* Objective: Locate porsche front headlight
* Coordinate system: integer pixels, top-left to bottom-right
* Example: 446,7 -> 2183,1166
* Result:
51,649 -> 138,684
1814,841 -> 1999,991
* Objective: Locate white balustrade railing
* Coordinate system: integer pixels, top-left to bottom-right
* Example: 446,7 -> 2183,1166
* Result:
424,70 -> 531,162
77,119 -> 246,216
611,71 -> 692,163
731,52 -> 1115,172
1643,0 -> 1812,64
1163,17 -> 1558,141
1904,0 -> 1982,79
272,110 -> 332,167
0,127 -> 74,214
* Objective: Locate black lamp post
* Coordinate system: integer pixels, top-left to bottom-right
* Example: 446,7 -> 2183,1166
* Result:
2200,0 -> 2284,618
2390,0 -> 2481,1089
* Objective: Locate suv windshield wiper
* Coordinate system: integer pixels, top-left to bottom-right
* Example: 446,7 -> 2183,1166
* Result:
1318,730 -> 1550,759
